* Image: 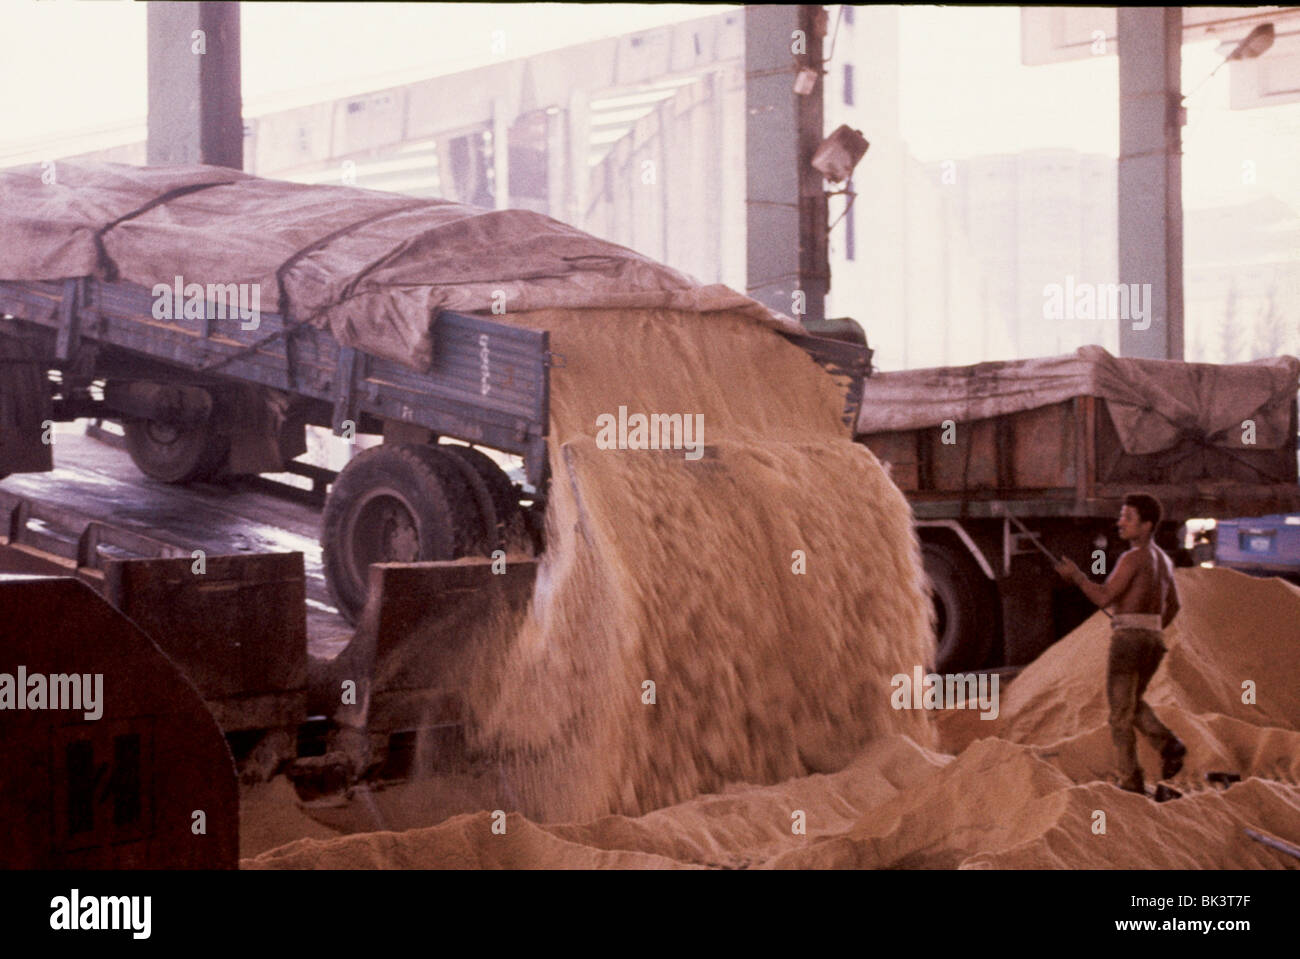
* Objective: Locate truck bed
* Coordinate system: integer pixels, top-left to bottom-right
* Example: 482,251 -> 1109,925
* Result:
0,277 -> 554,484
863,395 -> 1300,520
1,276 -> 871,489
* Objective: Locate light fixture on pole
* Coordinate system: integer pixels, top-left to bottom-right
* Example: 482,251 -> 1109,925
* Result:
811,125 -> 869,184
1182,22 -> 1275,108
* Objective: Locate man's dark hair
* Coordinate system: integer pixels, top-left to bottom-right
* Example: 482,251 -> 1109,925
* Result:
1124,492 -> 1162,529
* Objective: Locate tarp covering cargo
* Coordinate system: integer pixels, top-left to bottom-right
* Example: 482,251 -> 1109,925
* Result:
856,346 -> 1300,456
0,161 -> 797,371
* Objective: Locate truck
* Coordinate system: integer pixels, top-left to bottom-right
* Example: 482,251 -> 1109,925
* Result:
1212,512 -> 1300,584
0,162 -> 868,626
0,162 -> 871,817
4,162 -> 1298,867
854,348 -> 1300,672
4,163 -> 1295,685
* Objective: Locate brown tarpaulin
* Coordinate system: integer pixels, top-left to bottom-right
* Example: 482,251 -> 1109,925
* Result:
0,161 -> 798,371
857,346 -> 1300,456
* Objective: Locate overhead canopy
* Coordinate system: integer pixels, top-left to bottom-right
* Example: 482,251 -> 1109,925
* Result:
0,161 -> 798,370
856,346 -> 1300,455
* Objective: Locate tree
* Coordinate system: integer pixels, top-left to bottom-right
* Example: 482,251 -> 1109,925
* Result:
1249,281 -> 1286,360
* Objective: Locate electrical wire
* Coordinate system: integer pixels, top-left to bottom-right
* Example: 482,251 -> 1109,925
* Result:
827,186 -> 856,235
823,4 -> 846,65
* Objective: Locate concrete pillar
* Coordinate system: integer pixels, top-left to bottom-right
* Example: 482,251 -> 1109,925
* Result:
147,2 -> 242,169
1117,7 -> 1183,359
545,107 -> 565,220
720,65 -> 747,292
657,99 -> 673,266
567,88 -> 590,229
745,5 -> 827,325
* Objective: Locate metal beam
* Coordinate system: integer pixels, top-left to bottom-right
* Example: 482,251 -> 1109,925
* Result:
1117,7 -> 1183,359
147,2 -> 243,169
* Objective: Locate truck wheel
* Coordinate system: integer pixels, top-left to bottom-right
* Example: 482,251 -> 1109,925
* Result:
412,445 -> 490,557
123,416 -> 229,484
441,445 -> 529,552
321,443 -> 480,624
922,541 -> 997,673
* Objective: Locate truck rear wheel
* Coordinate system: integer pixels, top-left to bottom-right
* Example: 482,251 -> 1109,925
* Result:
321,443 -> 486,624
922,541 -> 997,673
441,445 -> 529,552
123,416 -> 229,484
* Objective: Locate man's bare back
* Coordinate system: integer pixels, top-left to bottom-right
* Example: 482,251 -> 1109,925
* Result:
1108,543 -> 1180,625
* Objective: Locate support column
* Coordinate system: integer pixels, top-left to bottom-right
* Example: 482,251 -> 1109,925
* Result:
1117,7 -> 1183,359
147,2 -> 243,169
567,88 -> 591,229
746,5 -> 827,325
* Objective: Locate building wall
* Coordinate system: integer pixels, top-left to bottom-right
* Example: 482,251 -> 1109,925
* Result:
240,12 -> 748,290
825,5 -> 910,368
1185,199 -> 1300,363
823,6 -> 1015,371
12,6 -> 1292,373
580,66 -> 745,288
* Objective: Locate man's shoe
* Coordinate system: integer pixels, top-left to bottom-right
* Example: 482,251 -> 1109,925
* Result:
1161,741 -> 1187,780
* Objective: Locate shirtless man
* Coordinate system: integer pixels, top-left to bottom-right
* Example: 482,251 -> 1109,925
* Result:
1054,493 -> 1187,794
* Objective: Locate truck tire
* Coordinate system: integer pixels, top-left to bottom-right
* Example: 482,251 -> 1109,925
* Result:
321,443 -> 483,624
123,416 -> 229,484
922,541 -> 997,673
413,445 -> 490,557
432,446 -> 498,555
440,445 -> 529,552
0,334 -> 53,477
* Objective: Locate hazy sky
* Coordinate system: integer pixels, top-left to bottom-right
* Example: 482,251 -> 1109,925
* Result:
2,3 -> 1296,212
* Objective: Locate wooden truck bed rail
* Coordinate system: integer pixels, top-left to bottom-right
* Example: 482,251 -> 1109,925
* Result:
2,277 -> 873,485
0,277 -> 554,484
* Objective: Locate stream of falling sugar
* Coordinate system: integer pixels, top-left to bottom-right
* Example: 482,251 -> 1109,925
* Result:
459,308 -> 935,823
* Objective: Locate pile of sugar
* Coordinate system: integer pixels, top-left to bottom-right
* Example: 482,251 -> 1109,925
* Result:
246,568 -> 1300,869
